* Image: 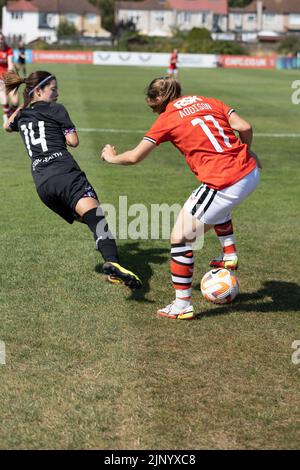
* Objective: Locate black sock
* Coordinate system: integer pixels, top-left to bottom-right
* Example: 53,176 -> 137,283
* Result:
82,207 -> 119,263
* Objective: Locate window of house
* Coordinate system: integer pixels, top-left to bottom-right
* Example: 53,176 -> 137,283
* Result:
265,13 -> 277,24
289,14 -> 300,25
46,14 -> 56,28
86,14 -> 97,24
39,13 -> 48,28
66,14 -> 79,25
247,14 -> 256,22
130,15 -> 140,25
178,11 -> 191,24
127,11 -> 140,24
11,12 -> 23,20
184,12 -> 191,23
233,13 -> 242,24
155,13 -> 165,25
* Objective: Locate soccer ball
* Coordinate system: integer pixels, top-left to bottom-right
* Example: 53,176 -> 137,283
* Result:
200,268 -> 239,304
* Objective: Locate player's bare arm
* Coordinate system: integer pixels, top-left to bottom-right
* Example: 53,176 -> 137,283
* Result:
4,106 -> 23,132
101,140 -> 155,165
228,111 -> 262,169
7,55 -> 14,71
228,111 -> 253,147
65,131 -> 79,147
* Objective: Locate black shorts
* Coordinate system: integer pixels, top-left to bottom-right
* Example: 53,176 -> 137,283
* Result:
36,168 -> 98,224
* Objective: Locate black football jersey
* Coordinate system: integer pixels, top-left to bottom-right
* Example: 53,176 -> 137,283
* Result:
9,101 -> 79,187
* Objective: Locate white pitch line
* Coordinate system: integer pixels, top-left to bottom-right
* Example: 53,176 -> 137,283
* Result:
78,128 -> 300,138
255,133 -> 300,138
78,128 -> 144,133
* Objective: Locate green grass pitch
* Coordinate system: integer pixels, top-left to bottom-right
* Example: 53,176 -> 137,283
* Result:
0,64 -> 299,449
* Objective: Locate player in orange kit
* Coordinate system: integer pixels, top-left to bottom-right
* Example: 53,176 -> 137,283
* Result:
101,77 -> 262,320
167,48 -> 179,79
0,33 -> 19,127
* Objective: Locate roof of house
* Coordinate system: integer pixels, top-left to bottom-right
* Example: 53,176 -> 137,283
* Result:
6,0 -> 99,14
6,0 -> 38,12
117,0 -> 171,12
170,0 -> 227,14
117,0 -> 227,15
236,0 -> 300,14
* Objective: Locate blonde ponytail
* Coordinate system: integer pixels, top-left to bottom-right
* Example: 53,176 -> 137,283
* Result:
146,77 -> 182,113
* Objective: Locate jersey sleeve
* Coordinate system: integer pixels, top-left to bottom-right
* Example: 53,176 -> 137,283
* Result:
222,102 -> 235,117
216,99 -> 235,118
7,47 -> 13,58
208,97 -> 235,118
144,115 -> 171,146
50,103 -> 76,134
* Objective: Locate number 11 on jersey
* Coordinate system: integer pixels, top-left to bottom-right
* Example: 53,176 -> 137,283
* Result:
191,115 -> 232,152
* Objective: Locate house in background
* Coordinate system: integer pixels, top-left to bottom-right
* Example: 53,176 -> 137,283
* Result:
228,0 -> 300,40
2,0 -> 110,44
115,0 -> 228,37
3,0 -> 300,47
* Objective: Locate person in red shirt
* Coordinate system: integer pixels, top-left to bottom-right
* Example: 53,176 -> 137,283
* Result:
167,48 -> 179,79
0,32 -> 18,127
101,77 -> 262,320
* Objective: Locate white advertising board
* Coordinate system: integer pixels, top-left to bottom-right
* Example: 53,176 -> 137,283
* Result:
93,51 -> 218,68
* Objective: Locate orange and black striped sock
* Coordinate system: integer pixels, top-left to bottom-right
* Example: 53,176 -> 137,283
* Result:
171,243 -> 193,307
214,220 -> 237,256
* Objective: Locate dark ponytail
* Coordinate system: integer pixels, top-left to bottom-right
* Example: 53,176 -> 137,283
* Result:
4,70 -> 25,95
3,70 -> 55,107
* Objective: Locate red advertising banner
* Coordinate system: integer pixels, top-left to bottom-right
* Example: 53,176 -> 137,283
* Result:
219,55 -> 276,69
32,50 -> 93,64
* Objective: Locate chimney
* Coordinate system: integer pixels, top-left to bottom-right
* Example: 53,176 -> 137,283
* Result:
257,1 -> 263,31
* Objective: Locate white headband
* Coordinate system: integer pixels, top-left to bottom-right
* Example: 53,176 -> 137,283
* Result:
28,75 -> 54,96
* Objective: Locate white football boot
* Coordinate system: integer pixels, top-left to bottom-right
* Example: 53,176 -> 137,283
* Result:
157,301 -> 195,320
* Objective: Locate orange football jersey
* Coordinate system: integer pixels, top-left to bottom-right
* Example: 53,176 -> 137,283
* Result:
169,51 -> 178,69
0,47 -> 13,76
144,95 -> 257,190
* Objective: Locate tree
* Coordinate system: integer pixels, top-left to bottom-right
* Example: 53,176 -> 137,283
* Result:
57,19 -> 78,38
182,27 -> 212,53
228,0 -> 253,6
88,0 -> 115,32
186,27 -> 212,42
0,0 -> 6,25
278,36 -> 300,55
179,27 -> 246,54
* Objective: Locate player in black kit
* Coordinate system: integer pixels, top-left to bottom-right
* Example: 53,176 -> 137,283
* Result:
3,70 -> 142,289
